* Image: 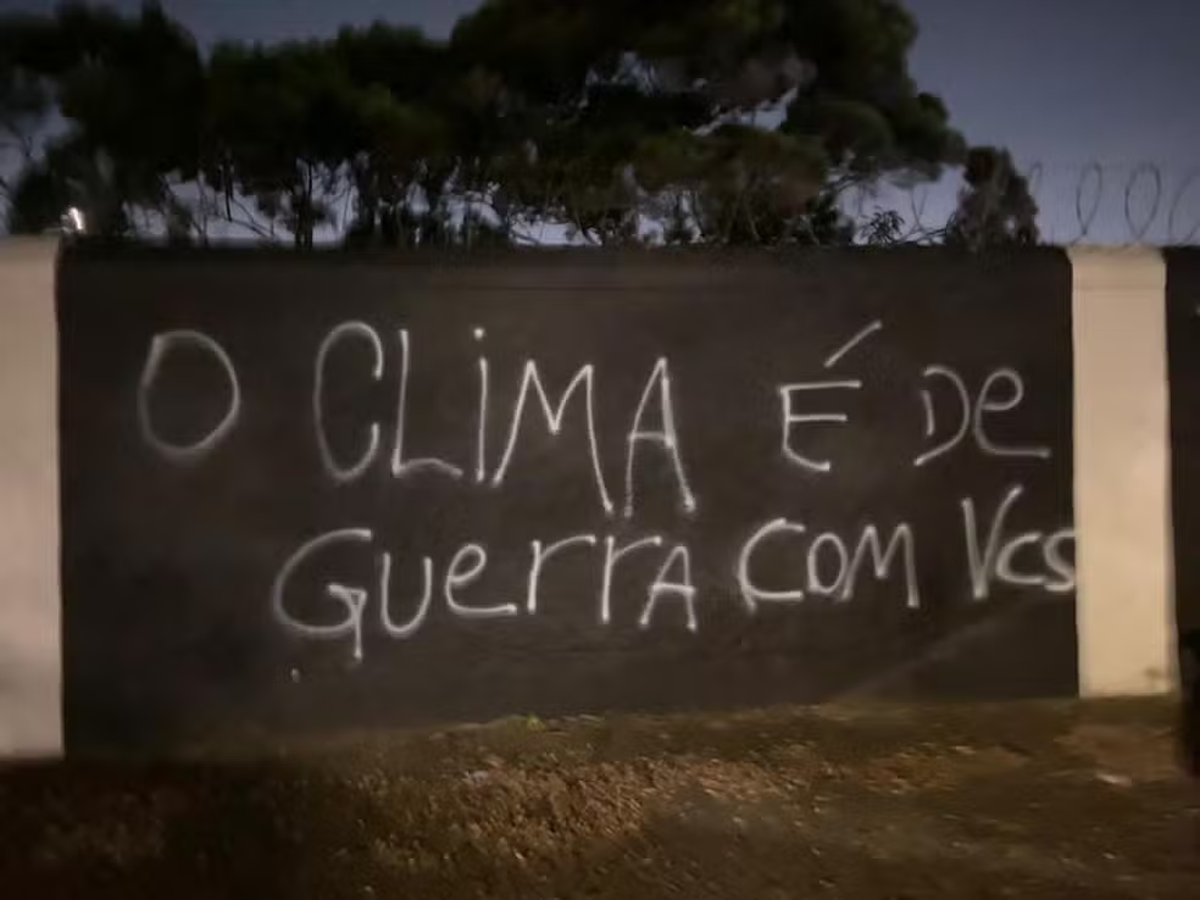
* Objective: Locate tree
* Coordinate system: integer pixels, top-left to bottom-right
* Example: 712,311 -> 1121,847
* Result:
0,57 -> 52,204
332,23 -> 458,247
205,39 -> 362,248
945,146 -> 1039,249
446,0 -> 803,242
447,0 -> 965,245
0,12 -> 55,218
0,0 -> 991,248
2,1 -> 204,237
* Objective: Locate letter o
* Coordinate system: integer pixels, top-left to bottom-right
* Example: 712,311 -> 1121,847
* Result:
806,532 -> 848,596
137,329 -> 241,463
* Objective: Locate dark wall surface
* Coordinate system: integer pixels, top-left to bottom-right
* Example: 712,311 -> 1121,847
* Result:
1166,251 -> 1200,651
57,245 -> 1078,753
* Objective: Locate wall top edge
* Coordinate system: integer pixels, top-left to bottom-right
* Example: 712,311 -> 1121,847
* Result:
1068,246 -> 1166,293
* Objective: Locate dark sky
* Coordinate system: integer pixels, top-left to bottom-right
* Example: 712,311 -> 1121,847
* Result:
4,0 -> 1198,240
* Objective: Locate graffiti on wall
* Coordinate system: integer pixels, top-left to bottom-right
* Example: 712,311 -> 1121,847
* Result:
58,248 -> 1077,749
135,317 -> 1075,665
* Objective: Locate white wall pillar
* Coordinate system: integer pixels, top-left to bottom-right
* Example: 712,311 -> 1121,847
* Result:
0,238 -> 62,757
1070,247 -> 1176,696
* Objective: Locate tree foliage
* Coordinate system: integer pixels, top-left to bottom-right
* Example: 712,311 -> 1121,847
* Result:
0,0 -> 1030,247
945,146 -> 1039,248
0,2 -> 203,234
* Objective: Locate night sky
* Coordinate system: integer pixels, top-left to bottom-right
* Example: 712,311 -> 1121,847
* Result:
3,0 -> 1198,241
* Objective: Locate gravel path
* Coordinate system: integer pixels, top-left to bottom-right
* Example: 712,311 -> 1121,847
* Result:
1,698 -> 1197,898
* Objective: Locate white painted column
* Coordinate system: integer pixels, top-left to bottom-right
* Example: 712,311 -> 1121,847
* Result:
1070,247 -> 1176,696
0,238 -> 62,757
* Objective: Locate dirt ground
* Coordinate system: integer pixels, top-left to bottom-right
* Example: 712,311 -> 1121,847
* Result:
0,698 -> 1197,899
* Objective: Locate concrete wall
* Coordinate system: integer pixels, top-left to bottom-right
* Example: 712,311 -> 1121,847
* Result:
0,241 -> 1182,757
0,239 -> 61,757
1069,249 -> 1175,696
